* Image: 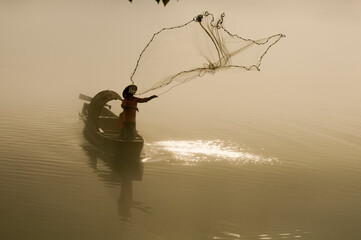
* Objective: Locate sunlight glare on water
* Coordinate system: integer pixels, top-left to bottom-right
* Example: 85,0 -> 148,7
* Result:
146,140 -> 278,165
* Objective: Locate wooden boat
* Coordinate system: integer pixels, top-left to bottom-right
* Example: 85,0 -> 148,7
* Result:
79,90 -> 144,155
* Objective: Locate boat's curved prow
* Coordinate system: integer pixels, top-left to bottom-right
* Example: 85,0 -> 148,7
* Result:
87,90 -> 122,130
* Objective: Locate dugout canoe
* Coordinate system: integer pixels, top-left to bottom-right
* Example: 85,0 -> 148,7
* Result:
79,90 -> 144,155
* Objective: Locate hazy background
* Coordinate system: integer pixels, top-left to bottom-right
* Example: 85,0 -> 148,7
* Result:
1,1 -> 361,239
1,0 -> 360,101
1,0 -> 360,134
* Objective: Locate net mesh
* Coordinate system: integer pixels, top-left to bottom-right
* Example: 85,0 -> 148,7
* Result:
130,11 -> 285,95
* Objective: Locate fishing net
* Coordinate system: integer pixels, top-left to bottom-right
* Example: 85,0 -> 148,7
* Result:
130,11 -> 285,95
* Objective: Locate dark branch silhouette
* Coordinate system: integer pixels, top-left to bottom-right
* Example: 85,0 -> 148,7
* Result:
129,0 -> 172,6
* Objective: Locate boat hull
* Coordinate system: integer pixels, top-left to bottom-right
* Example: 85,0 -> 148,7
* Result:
80,101 -> 144,155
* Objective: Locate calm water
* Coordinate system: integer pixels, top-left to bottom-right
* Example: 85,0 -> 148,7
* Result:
0,78 -> 360,240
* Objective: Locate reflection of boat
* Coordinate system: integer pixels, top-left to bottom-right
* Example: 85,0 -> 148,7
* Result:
82,144 -> 150,221
79,90 -> 144,155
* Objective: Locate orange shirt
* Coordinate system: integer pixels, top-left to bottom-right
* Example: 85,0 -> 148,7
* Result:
121,96 -> 151,122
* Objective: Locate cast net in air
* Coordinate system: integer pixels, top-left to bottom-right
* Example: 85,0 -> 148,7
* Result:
130,11 -> 285,95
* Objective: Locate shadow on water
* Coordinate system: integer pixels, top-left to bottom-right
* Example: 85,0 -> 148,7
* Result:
81,144 -> 151,221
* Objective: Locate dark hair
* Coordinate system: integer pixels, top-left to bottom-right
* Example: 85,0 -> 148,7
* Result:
122,85 -> 137,99
122,86 -> 133,100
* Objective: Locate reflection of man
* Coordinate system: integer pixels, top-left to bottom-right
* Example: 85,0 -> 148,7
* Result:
118,179 -> 133,220
117,178 -> 152,221
115,160 -> 151,221
121,85 -> 157,140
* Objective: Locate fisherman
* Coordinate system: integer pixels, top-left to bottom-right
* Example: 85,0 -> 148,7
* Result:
121,85 -> 157,140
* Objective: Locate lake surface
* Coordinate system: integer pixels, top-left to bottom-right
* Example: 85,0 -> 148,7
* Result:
0,77 -> 360,240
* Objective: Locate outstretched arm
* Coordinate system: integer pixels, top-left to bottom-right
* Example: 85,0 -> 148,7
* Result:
134,95 -> 158,103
